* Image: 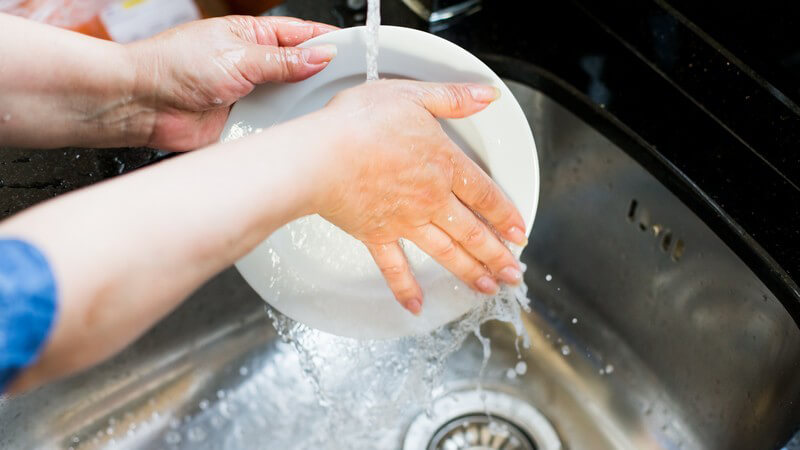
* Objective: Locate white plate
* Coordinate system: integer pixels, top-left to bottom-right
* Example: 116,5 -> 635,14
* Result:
222,26 -> 539,339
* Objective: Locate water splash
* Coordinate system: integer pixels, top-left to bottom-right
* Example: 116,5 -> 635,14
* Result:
263,273 -> 531,448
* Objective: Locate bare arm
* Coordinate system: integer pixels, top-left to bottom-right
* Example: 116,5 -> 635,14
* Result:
1,79 -> 524,393
0,13 -> 145,148
0,114 -> 322,392
0,13 -> 337,150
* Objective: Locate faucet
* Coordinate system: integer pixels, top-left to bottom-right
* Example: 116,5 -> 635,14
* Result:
400,0 -> 482,23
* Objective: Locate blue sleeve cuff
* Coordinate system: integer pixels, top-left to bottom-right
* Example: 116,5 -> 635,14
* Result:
0,239 -> 57,391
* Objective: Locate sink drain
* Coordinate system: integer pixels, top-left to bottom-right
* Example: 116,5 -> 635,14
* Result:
403,389 -> 562,450
427,414 -> 535,450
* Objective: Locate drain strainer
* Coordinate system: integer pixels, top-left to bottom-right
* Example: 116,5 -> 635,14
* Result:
427,414 -> 535,450
403,389 -> 562,450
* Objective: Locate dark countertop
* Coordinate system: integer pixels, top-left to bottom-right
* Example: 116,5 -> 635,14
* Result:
1,0 -> 798,321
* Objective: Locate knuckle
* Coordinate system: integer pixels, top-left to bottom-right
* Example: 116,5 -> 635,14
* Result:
380,263 -> 406,277
486,250 -> 510,269
461,223 -> 487,247
433,239 -> 458,262
444,85 -> 467,112
276,48 -> 298,80
475,184 -> 498,210
396,286 -> 418,300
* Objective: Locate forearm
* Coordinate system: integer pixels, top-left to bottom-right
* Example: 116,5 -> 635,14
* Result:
0,114 -> 327,391
0,13 -> 152,148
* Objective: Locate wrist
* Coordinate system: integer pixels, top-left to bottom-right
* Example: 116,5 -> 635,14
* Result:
98,43 -> 157,148
0,14 -> 157,149
65,41 -> 156,148
61,40 -> 156,148
273,109 -> 349,218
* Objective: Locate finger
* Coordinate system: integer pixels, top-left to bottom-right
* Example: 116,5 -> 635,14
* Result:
365,241 -> 423,315
226,16 -> 338,46
433,195 -> 522,285
241,43 -> 336,84
251,16 -> 339,46
451,150 -> 527,246
407,82 -> 500,119
408,224 -> 499,295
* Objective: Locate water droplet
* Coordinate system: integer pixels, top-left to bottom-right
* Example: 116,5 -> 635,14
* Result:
515,361 -> 527,374
605,364 -> 614,374
239,366 -> 249,376
216,389 -> 226,399
545,274 -> 552,281
211,414 -> 225,428
199,399 -> 209,410
165,431 -> 182,444
561,345 -> 571,356
187,426 -> 207,442
571,317 -> 578,324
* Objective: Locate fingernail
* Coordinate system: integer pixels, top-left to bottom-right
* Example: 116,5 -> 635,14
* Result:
406,298 -> 422,315
303,44 -> 337,64
467,85 -> 501,103
499,266 -> 523,285
476,276 -> 499,294
507,226 -> 527,246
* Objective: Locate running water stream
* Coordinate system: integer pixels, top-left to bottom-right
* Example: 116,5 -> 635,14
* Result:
365,0 -> 380,81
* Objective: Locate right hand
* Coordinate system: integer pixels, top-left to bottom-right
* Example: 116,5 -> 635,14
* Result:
307,80 -> 528,315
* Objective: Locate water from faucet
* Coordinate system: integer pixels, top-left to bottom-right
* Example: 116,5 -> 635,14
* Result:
366,0 -> 380,81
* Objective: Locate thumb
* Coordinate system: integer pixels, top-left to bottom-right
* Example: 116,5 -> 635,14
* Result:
241,43 -> 337,84
412,82 -> 500,118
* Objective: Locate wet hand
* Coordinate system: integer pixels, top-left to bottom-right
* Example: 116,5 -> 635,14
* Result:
129,16 -> 338,151
310,80 -> 528,315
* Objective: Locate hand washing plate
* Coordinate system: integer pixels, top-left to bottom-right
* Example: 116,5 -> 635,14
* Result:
221,26 -> 539,340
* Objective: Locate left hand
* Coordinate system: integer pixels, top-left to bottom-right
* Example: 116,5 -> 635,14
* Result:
129,16 -> 338,151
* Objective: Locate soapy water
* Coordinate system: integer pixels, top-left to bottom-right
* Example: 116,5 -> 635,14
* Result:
365,0 -> 380,81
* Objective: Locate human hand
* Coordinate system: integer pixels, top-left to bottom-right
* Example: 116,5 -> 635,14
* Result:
129,16 -> 338,151
308,80 -> 528,315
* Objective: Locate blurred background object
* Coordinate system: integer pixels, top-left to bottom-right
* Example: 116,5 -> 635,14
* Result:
0,0 -> 284,42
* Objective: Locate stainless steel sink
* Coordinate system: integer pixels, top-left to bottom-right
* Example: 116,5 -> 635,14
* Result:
2,81 -> 799,450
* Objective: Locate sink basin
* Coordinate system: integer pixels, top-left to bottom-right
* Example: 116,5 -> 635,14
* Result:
1,80 -> 798,450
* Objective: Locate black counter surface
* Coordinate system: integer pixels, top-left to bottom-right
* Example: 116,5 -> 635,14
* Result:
1,1 -> 798,322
